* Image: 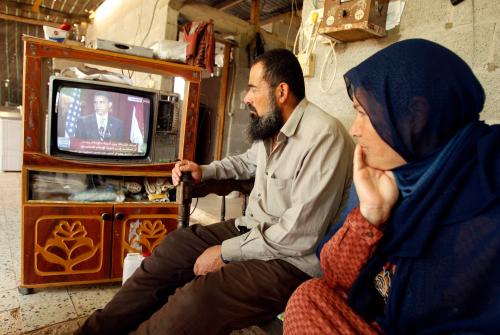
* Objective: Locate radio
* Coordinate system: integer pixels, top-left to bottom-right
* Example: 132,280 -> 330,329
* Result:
156,92 -> 180,134
319,0 -> 389,42
152,92 -> 180,163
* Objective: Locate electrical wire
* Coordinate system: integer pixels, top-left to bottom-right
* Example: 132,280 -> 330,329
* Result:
140,0 -> 160,47
293,10 -> 320,64
285,0 -> 296,49
190,198 -> 199,215
319,39 -> 338,93
224,58 -> 238,157
292,0 -> 309,55
128,0 -> 160,79
133,0 -> 144,46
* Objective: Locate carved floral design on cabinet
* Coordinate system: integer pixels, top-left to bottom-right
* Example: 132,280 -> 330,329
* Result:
136,220 -> 167,252
34,216 -> 103,276
121,216 -> 171,262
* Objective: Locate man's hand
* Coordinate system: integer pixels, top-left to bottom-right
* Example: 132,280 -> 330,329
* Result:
353,145 -> 399,226
193,245 -> 225,276
172,160 -> 203,186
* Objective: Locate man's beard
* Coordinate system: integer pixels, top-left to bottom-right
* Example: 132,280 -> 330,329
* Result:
247,97 -> 284,142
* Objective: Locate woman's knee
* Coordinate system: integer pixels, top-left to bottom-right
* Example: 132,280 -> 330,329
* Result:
288,278 -> 325,305
285,279 -> 329,323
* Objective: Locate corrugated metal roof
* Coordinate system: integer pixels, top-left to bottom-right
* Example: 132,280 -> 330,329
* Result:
1,0 -> 104,25
1,0 -> 301,25
224,0 -> 300,22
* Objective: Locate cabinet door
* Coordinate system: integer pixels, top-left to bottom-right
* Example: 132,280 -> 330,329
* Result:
111,204 -> 179,278
22,204 -> 113,286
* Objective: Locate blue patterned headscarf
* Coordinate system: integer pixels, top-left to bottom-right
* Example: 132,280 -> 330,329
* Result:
344,39 -> 500,334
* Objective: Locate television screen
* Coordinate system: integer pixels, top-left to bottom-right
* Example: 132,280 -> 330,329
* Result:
50,77 -> 156,161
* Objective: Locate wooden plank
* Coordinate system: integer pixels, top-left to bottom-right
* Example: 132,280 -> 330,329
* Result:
215,0 -> 245,11
18,277 -> 121,289
23,54 -> 42,152
250,0 -> 260,27
32,0 -> 43,13
0,13 -> 59,28
4,0 -> 89,23
180,81 -> 200,161
23,153 -> 178,175
214,44 -> 232,161
23,36 -> 201,82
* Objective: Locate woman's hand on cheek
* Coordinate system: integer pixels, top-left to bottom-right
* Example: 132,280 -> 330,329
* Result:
353,145 -> 399,226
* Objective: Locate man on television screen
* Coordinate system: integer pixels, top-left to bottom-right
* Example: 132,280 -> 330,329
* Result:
76,91 -> 124,141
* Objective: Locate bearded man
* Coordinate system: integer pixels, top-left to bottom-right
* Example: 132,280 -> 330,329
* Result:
77,49 -> 354,335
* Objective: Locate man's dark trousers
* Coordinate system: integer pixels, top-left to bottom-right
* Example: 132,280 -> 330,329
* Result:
77,220 -> 310,335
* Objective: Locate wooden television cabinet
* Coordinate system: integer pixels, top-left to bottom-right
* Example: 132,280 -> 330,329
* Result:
20,36 -> 201,293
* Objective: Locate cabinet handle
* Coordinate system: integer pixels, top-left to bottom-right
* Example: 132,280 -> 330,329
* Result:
101,213 -> 111,221
115,212 -> 124,221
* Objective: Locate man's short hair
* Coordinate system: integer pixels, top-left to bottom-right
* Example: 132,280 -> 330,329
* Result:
94,91 -> 112,102
254,49 -> 305,101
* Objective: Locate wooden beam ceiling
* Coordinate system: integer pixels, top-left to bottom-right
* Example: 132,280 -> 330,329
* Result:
0,12 -> 59,27
215,0 -> 245,11
2,0 -> 89,24
250,0 -> 260,26
32,0 -> 42,13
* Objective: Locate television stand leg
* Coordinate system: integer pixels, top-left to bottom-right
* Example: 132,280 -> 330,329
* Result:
18,287 -> 34,295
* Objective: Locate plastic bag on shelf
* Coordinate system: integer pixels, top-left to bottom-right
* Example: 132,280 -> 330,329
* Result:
59,66 -> 133,86
150,40 -> 187,63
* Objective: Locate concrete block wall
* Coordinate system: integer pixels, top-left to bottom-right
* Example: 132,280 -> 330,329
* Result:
221,32 -> 289,157
85,0 -> 171,89
87,0 -> 169,47
302,0 -> 500,130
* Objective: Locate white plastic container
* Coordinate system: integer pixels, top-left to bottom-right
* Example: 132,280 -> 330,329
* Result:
43,26 -> 68,43
122,253 -> 144,284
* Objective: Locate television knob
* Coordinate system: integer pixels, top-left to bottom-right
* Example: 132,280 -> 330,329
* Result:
115,212 -> 124,221
101,213 -> 111,221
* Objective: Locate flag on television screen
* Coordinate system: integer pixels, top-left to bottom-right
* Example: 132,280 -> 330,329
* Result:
64,88 -> 82,138
130,106 -> 144,144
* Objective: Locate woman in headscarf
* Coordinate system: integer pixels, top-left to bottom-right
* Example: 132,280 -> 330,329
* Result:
284,39 -> 500,334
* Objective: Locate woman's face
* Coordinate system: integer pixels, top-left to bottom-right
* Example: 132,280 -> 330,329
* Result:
350,96 -> 406,170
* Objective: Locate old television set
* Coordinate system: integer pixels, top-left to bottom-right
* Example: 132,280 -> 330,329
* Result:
47,76 -> 180,163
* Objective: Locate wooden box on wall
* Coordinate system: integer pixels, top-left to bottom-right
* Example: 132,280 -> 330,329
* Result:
319,0 -> 389,42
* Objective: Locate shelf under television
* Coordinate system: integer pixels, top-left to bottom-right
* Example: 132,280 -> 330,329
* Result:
25,200 -> 176,205
23,152 -> 175,176
26,168 -> 177,203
